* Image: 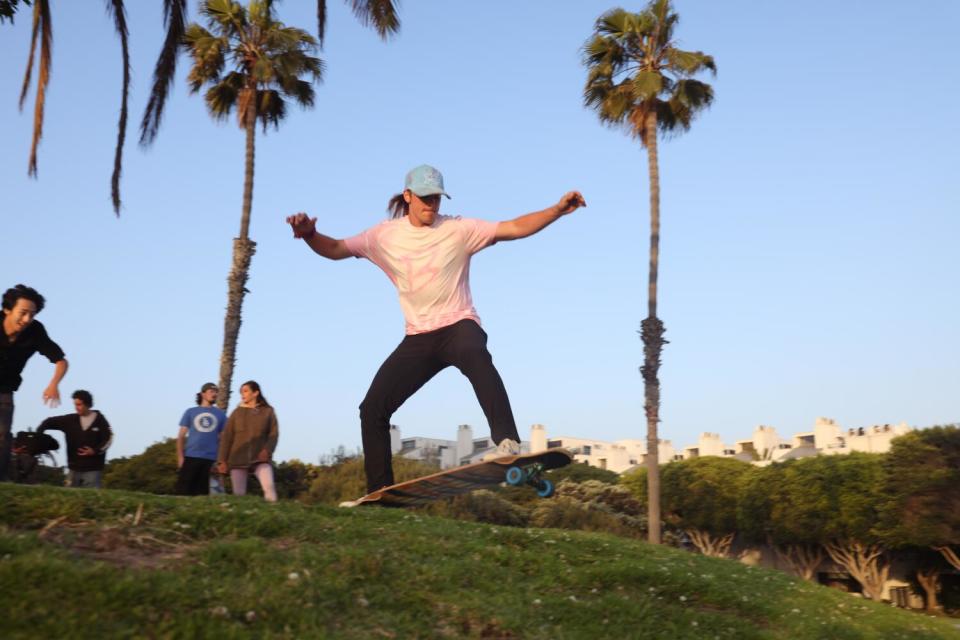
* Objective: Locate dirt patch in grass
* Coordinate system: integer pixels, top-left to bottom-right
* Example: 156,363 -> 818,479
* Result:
34,516 -> 198,570
434,603 -> 518,639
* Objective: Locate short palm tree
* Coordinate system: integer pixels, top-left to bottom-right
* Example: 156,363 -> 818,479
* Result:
140,0 -> 399,145
184,0 -> 322,410
11,0 -> 130,215
583,0 -> 715,544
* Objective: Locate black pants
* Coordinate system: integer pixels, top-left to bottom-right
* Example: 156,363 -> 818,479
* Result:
175,456 -> 214,496
359,319 -> 519,493
0,393 -> 13,482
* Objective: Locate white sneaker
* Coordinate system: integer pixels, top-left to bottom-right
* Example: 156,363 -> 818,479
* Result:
338,499 -> 361,508
482,438 -> 521,461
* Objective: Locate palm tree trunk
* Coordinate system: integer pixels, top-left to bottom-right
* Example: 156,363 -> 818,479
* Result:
642,109 -> 667,545
217,105 -> 258,410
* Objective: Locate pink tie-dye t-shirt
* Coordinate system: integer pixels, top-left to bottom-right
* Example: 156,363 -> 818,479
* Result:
344,215 -> 498,335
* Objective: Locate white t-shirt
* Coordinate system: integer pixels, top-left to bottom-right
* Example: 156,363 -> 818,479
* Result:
344,214 -> 498,335
79,410 -> 99,430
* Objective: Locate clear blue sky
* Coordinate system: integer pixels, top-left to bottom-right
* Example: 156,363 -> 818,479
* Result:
2,1 -> 957,463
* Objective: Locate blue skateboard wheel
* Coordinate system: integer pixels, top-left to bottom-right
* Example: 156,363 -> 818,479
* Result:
505,466 -> 526,486
536,479 -> 555,498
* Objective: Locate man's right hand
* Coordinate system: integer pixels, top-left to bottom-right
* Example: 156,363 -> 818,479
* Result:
286,212 -> 318,239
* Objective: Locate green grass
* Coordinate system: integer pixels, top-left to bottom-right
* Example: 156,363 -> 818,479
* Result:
1,484 -> 957,639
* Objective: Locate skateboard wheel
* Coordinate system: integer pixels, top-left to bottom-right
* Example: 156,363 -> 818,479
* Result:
505,466 -> 526,486
537,479 -> 555,498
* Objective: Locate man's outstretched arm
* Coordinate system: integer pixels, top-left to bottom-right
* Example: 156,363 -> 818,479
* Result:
286,212 -> 352,260
495,191 -> 586,242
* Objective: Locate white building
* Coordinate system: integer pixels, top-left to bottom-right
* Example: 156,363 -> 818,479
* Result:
392,417 -> 915,473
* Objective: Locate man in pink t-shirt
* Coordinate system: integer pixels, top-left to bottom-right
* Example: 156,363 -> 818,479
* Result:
287,165 -> 585,493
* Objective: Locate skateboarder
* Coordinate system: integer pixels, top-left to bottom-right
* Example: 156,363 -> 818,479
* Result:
1,285 -> 69,482
287,164 -> 585,493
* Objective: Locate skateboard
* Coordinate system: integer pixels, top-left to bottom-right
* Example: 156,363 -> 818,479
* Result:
353,448 -> 574,507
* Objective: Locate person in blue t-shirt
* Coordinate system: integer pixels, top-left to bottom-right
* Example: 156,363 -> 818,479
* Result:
175,383 -> 227,496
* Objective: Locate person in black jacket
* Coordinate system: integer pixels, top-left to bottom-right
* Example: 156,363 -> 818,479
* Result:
38,390 -> 113,488
1,284 -> 69,481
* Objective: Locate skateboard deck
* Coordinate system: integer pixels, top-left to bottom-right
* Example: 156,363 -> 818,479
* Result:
354,448 -> 574,507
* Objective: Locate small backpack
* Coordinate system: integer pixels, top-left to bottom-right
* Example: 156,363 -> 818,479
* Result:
14,430 -> 60,456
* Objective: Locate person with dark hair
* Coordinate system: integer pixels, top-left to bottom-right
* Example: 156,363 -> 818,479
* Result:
175,383 -> 227,496
286,165 -> 585,495
216,381 -> 278,502
1,284 -> 69,481
37,390 -> 113,488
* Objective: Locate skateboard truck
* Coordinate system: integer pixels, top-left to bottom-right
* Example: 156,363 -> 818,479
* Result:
504,462 -> 555,498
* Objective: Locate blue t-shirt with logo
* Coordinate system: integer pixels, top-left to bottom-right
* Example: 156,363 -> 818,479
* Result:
179,406 -> 227,461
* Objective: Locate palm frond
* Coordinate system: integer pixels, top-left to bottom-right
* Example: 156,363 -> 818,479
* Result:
663,79 -> 714,132
105,0 -> 130,215
204,71 -> 244,121
1,0 -> 31,25
27,0 -> 50,178
203,0 -> 246,36
184,25 -> 226,92
349,0 -> 399,40
139,0 -> 187,146
665,48 -> 716,77
631,70 -> 662,101
256,89 -> 286,131
18,0 -> 40,109
316,0 -> 326,47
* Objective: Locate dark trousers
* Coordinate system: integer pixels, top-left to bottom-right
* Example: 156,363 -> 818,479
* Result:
0,393 -> 13,482
175,456 -> 214,496
359,319 -> 519,493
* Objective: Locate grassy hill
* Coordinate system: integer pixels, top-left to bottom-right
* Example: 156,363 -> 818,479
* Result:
1,484 -> 957,639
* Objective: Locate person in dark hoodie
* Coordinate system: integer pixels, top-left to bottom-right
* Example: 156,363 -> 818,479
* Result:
38,389 -> 113,488
1,284 -> 69,481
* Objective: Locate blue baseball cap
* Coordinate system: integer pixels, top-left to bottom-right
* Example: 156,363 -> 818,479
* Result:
404,164 -> 451,199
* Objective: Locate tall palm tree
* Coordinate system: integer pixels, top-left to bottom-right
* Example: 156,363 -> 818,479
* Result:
12,0 -> 130,215
140,0 -> 399,146
583,1 -> 715,544
184,0 -> 322,410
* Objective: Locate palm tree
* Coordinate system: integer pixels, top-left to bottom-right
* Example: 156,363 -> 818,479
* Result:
582,1 -> 715,544
11,0 -> 130,215
183,0 -> 322,410
140,0 -> 399,145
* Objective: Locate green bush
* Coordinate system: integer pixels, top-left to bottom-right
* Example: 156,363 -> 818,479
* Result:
427,490 -> 530,527
527,480 -> 647,537
547,461 -> 620,485
103,438 -> 178,494
308,455 -> 440,505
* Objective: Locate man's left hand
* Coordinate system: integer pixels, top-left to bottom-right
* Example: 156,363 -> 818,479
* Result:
42,385 -> 60,408
77,446 -> 96,457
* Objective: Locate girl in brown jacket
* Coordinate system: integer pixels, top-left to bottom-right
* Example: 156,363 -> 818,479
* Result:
216,381 -> 278,502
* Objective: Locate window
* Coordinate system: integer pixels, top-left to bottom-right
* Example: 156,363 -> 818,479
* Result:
547,440 -> 563,449
401,440 -> 416,452
582,445 -> 592,455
